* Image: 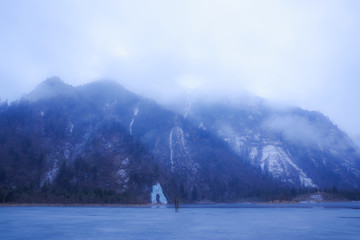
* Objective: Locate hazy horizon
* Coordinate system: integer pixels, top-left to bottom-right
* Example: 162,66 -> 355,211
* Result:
1,0 -> 360,139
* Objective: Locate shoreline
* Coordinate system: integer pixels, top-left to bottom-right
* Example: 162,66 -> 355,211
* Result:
0,203 -> 154,207
1,200 -> 358,208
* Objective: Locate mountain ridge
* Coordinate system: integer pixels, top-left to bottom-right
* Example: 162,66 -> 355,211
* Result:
0,78 -> 359,204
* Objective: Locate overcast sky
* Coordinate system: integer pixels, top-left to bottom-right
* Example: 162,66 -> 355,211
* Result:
0,0 -> 360,138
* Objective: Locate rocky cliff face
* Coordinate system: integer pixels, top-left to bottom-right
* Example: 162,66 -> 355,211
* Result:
182,98 -> 360,190
0,78 -> 359,203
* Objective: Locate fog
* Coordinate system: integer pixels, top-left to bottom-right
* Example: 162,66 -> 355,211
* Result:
262,114 -> 343,149
1,0 -> 360,138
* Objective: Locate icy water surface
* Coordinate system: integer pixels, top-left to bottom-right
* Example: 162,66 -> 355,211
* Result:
1,202 -> 360,240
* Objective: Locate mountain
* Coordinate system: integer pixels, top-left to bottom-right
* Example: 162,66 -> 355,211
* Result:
178,96 -> 360,190
0,80 -> 162,203
0,78 -> 359,204
25,76 -> 77,102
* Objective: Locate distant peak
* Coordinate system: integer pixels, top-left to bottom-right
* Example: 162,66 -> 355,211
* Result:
42,76 -> 66,87
25,77 -> 75,102
84,79 -> 125,89
78,79 -> 137,102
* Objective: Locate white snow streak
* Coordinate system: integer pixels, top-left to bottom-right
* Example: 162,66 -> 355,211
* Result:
168,125 -> 198,174
169,128 -> 175,172
40,159 -> 59,187
129,106 -> 139,135
233,137 -> 245,154
184,100 -> 192,119
129,119 -> 135,135
178,127 -> 186,148
133,106 -> 139,116
69,122 -> 74,133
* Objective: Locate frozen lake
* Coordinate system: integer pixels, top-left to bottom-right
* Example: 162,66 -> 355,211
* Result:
1,202 -> 360,240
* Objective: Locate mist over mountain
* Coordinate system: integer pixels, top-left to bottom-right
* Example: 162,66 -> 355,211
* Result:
0,78 -> 359,204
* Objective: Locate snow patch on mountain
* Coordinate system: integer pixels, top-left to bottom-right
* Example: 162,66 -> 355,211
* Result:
260,145 -> 317,188
122,157 -> 130,166
169,126 -> 199,174
169,126 -> 189,170
249,147 -> 258,162
103,138 -> 115,152
300,193 -> 324,203
223,136 -> 246,155
116,169 -> 129,191
116,169 -> 127,179
234,137 -> 246,154
64,148 -> 70,160
40,159 -> 59,187
151,183 -> 167,204
199,122 -> 206,130
115,157 -> 130,192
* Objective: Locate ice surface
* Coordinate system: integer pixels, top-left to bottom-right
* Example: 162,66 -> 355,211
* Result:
1,203 -> 360,240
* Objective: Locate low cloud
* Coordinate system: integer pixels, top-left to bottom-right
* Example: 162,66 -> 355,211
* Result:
262,114 -> 332,147
1,0 -> 360,136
